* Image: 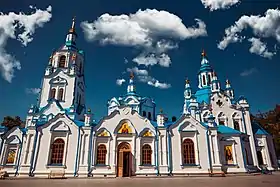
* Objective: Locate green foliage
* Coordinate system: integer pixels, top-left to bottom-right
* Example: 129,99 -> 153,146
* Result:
1,116 -> 25,130
252,105 -> 280,159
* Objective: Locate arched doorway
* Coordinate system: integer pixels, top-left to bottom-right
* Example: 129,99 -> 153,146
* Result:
257,150 -> 264,166
117,142 -> 131,177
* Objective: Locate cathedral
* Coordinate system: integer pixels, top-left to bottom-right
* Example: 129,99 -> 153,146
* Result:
0,18 -> 278,178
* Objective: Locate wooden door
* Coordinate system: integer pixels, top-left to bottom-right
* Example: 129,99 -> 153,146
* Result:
118,151 -> 123,177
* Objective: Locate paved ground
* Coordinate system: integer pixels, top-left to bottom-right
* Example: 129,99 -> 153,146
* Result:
1,173 -> 280,187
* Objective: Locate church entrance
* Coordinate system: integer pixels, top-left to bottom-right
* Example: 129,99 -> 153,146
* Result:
117,142 -> 131,177
257,150 -> 264,166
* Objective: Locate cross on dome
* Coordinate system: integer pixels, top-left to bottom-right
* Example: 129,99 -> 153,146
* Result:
69,16 -> 76,33
201,49 -> 206,57
130,71 -> 134,80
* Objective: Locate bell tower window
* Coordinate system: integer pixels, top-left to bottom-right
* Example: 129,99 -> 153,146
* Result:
58,88 -> 64,101
207,74 -> 211,85
50,88 -> 56,99
59,55 -> 66,68
202,75 -> 206,86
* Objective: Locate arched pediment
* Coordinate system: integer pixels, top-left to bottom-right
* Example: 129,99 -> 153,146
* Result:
232,112 -> 241,119
124,96 -> 139,105
49,76 -> 68,85
50,121 -> 70,132
218,112 -> 226,118
108,97 -> 120,107
139,128 -> 155,137
114,119 -> 137,135
96,128 -> 111,137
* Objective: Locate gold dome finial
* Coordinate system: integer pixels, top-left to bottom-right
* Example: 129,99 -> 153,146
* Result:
226,79 -> 230,85
130,71 -> 134,79
69,16 -> 76,33
160,108 -> 163,114
186,79 -> 190,84
201,49 -> 206,57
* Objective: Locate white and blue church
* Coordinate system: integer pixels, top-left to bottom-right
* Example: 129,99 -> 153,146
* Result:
0,18 -> 278,178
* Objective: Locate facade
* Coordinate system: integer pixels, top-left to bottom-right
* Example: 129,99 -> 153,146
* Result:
0,19 -> 278,178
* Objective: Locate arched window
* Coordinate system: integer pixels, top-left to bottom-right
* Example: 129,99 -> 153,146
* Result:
58,55 -> 66,68
58,88 -> 64,101
202,75 -> 206,85
50,88 -> 56,99
219,121 -> 225,125
233,121 -> 240,131
148,112 -> 152,120
207,74 -> 211,85
182,139 -> 195,164
50,139 -> 65,165
142,144 -> 152,165
143,111 -> 146,117
96,144 -> 107,165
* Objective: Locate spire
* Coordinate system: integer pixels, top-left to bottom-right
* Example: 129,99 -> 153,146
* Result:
198,50 -> 213,89
68,16 -> 77,35
225,79 -> 234,99
211,71 -> 220,93
65,17 -> 77,47
127,71 -> 136,94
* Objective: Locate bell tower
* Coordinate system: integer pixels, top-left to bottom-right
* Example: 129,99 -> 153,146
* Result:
37,17 -> 86,120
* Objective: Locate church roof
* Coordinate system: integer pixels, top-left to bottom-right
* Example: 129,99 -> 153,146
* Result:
217,125 -> 241,134
194,86 -> 212,104
252,122 -> 270,135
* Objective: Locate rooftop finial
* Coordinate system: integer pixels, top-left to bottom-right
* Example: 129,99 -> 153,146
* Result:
69,16 -> 76,33
130,71 -> 134,80
226,79 -> 230,85
160,108 -> 163,114
186,78 -> 190,84
201,49 -> 206,57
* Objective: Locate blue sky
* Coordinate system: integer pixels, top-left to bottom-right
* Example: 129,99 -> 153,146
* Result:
0,0 -> 280,122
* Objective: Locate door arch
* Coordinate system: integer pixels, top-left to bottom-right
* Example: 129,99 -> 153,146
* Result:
117,142 -> 131,177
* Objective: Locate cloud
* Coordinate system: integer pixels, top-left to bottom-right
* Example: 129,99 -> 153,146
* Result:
147,80 -> 171,89
116,79 -> 126,86
0,6 -> 52,83
201,0 -> 241,11
248,37 -> 275,59
218,8 -> 280,53
81,9 -> 207,46
127,67 -> 171,89
25,88 -> 41,94
132,53 -> 171,67
240,68 -> 258,76
81,9 -> 207,68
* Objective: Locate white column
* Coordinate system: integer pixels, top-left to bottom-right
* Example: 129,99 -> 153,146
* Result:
263,138 -> 272,168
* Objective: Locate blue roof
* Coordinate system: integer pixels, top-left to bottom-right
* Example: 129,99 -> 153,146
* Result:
252,122 -> 270,135
73,120 -> 85,127
150,121 -> 158,127
217,125 -> 241,134
194,87 -> 212,104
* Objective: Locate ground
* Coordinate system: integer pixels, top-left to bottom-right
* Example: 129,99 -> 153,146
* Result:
1,173 -> 280,187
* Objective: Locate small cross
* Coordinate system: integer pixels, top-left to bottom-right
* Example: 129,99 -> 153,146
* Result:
216,100 -> 223,107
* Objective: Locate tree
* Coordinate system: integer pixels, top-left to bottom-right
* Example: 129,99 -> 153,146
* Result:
252,105 -> 280,159
1,116 -> 25,130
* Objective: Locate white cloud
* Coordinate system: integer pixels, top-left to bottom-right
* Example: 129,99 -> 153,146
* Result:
147,80 -> 171,89
127,67 -> 171,89
25,88 -> 41,94
81,9 -> 207,68
132,53 -> 171,67
201,0 -> 241,11
81,9 -> 207,46
116,79 -> 126,86
218,9 -> 280,52
0,6 -> 52,83
240,68 -> 258,77
248,37 -> 275,59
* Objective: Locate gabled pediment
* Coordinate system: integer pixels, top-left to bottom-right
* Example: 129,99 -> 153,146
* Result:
211,93 -> 232,109
50,121 -> 70,132
39,100 -> 65,116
